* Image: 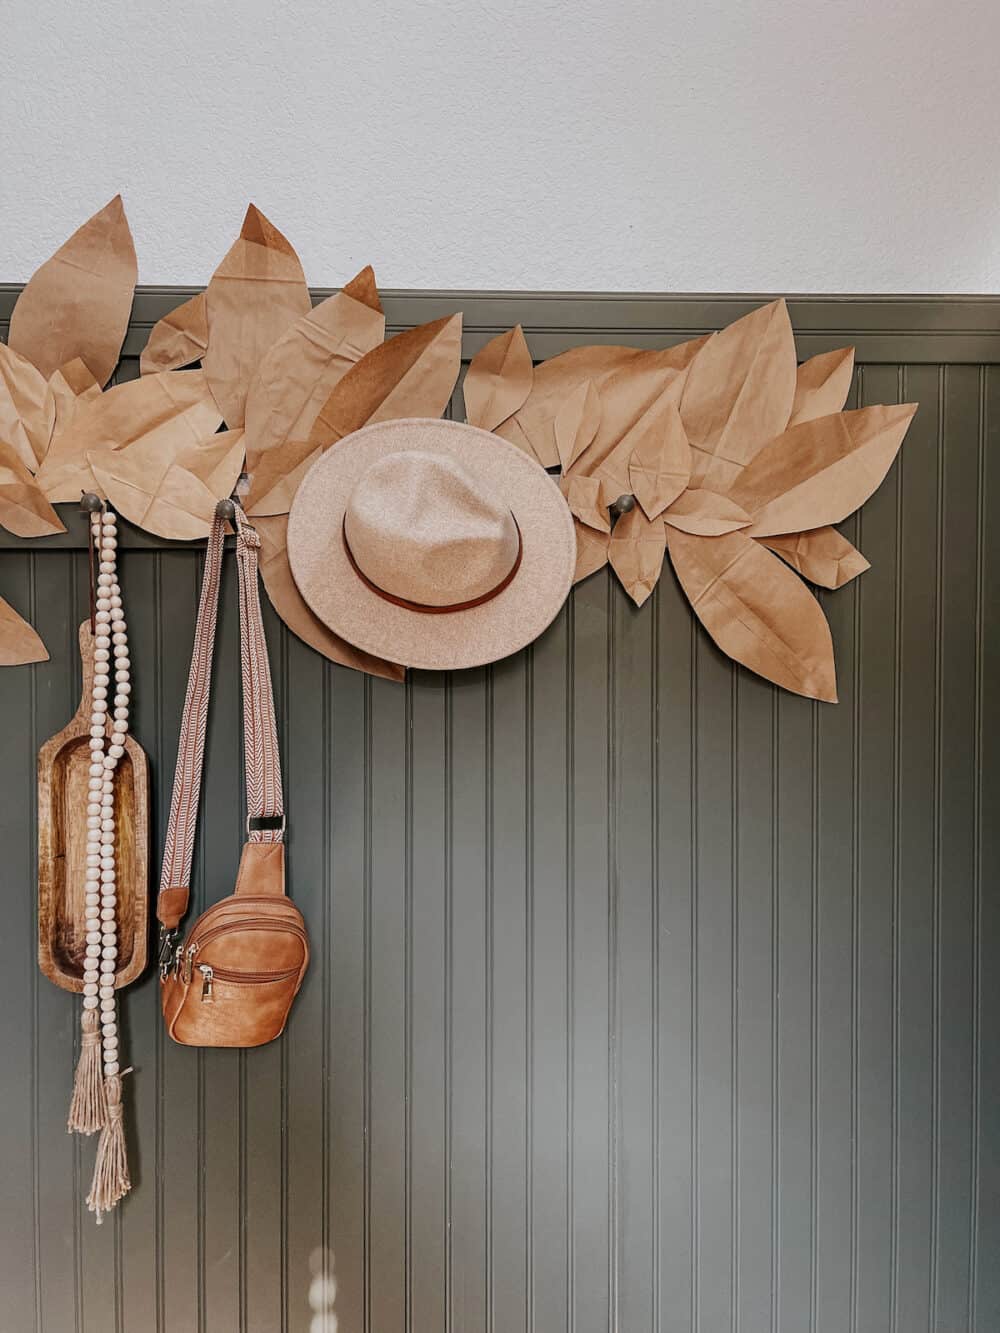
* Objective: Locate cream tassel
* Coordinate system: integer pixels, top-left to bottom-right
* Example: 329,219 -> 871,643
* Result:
86,1072 -> 132,1223
67,1007 -> 107,1135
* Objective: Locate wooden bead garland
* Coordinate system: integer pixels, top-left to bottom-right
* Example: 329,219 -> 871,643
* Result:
66,504 -> 133,1221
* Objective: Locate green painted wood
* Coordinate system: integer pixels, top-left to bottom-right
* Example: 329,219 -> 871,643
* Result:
0,294 -> 996,1332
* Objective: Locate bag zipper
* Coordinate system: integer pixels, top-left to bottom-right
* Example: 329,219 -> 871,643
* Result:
176,918 -> 306,982
197,962 -> 300,1001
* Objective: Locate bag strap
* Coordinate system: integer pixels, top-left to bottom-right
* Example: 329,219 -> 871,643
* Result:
156,507 -> 284,956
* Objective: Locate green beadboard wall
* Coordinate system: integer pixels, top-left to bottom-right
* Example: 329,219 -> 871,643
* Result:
0,289 -> 997,1333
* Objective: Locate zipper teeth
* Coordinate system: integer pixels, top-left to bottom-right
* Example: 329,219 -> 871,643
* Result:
187,917 -> 307,953
206,965 -> 300,984
180,898 -> 304,941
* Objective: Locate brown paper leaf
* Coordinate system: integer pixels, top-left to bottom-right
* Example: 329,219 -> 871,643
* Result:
0,342 -> 54,470
255,514 -> 404,681
560,474 -> 609,532
7,195 -> 137,386
497,339 -> 705,469
627,399 -> 691,518
203,205 -> 312,428
0,595 -> 48,665
463,325 -> 533,431
0,440 -> 65,536
680,299 -> 797,492
90,428 -> 245,541
757,527 -> 870,589
663,488 -> 752,536
788,347 -> 855,427
140,292 -> 209,374
36,369 -> 223,502
666,526 -> 837,701
573,518 -> 611,584
608,506 -> 666,607
669,525 -> 842,703
554,380 -> 601,470
47,358 -> 102,423
244,439 -> 321,517
730,403 -> 917,537
244,266 -> 385,477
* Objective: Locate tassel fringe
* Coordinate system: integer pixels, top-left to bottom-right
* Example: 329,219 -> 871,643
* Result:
67,1007 -> 107,1135
86,1073 -> 131,1223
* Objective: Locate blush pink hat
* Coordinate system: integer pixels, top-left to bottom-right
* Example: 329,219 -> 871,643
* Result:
286,418 -> 576,671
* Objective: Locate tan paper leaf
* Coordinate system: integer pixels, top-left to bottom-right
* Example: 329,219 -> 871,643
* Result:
0,595 -> 48,665
560,474 -> 609,532
0,440 -> 65,537
554,380 -> 601,470
140,292 -> 209,374
0,342 -> 54,470
90,428 -> 245,541
663,488 -> 752,537
680,299 -> 797,492
608,506 -> 666,607
244,439 -> 321,516
463,325 -> 533,431
627,399 -> 691,518
757,527 -> 870,589
730,402 -> 917,538
255,514 -> 404,681
36,369 -> 223,502
573,518 -> 611,585
244,266 -> 385,477
203,205 -> 312,428
788,347 -> 855,427
47,358 -> 102,422
666,526 -> 837,701
7,195 -> 137,386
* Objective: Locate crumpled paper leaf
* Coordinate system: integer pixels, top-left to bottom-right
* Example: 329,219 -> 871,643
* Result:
36,369 -> 223,502
244,266 -> 385,478
788,347 -> 854,427
203,205 -> 312,428
609,506 -> 666,607
730,402 -> 917,537
560,473 -> 609,532
0,439 -> 65,537
757,526 -> 870,589
90,428 -> 245,541
140,292 -> 209,374
680,299 -> 797,492
627,398 -> 691,518
463,325 -> 533,431
666,526 -> 837,701
573,518 -> 611,584
248,313 -> 462,516
554,380 -> 601,470
497,339 -> 705,469
46,358 -> 102,425
0,342 -> 54,470
663,487 -> 751,536
0,595 -> 48,665
254,514 -> 404,681
7,195 -> 137,386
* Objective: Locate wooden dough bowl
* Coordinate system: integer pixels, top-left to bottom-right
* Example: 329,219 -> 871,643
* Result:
37,621 -> 150,993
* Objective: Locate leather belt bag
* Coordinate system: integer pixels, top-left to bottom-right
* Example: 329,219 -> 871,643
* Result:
157,506 -> 309,1047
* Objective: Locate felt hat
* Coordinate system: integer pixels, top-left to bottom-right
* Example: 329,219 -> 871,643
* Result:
286,418 -> 576,671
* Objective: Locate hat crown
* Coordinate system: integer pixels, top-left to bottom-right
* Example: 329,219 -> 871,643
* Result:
344,450 -> 520,607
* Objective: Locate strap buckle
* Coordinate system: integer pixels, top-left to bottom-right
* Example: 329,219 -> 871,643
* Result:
247,813 -> 285,836
157,927 -> 179,978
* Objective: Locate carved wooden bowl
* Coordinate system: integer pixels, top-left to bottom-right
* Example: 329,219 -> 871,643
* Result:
37,621 -> 149,992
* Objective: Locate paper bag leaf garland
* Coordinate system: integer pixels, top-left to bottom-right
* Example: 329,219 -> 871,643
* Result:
0,342 -> 55,470
662,488 -> 752,537
244,266 -> 385,478
90,429 -> 245,541
36,369 -> 223,502
7,196 -> 137,387
0,440 -> 65,537
609,506 -> 666,607
627,398 -> 691,518
666,526 -> 838,701
463,325 -> 533,432
758,527 -> 870,589
203,205 -> 312,428
254,515 -> 405,682
561,474 -> 610,533
554,380 -> 602,470
140,292 -> 209,375
46,358 -> 102,425
789,347 -> 855,426
0,594 -> 48,665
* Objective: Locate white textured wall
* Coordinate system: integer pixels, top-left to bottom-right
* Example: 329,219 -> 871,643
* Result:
2,0 -> 998,292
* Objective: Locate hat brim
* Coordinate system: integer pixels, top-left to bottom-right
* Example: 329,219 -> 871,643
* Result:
286,418 -> 577,672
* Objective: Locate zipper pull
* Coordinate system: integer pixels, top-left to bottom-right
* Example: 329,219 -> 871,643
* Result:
198,964 -> 214,1002
172,943 -> 184,978
183,942 -> 198,984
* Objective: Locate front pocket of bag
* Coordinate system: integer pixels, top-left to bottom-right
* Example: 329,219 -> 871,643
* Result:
171,965 -> 302,1047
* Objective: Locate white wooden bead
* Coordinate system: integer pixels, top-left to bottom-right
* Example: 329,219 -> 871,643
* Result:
83,972 -> 99,986
110,595 -> 122,610
112,632 -> 127,646
90,725 -> 105,739
100,907 -> 115,922
103,756 -> 116,770
94,647 -> 109,662
92,700 -> 108,716
102,945 -> 117,958
113,707 -> 128,722
89,739 -> 104,753
105,1061 -> 120,1076
93,673 -> 109,689
97,573 -> 113,588
99,561 -> 114,575
102,1039 -> 118,1053
85,943 -> 101,958
115,668 -> 130,683
82,996 -> 99,1010
102,933 -> 117,947
95,637 -> 110,653
95,609 -> 111,625
116,682 -> 131,696
87,814 -> 100,828
99,985 -> 115,1000
83,982 -> 99,997
100,1000 -> 116,1015
102,779 -> 114,792
114,694 -> 129,709
108,743 -> 124,759
96,597 -> 111,612
85,894 -> 100,909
